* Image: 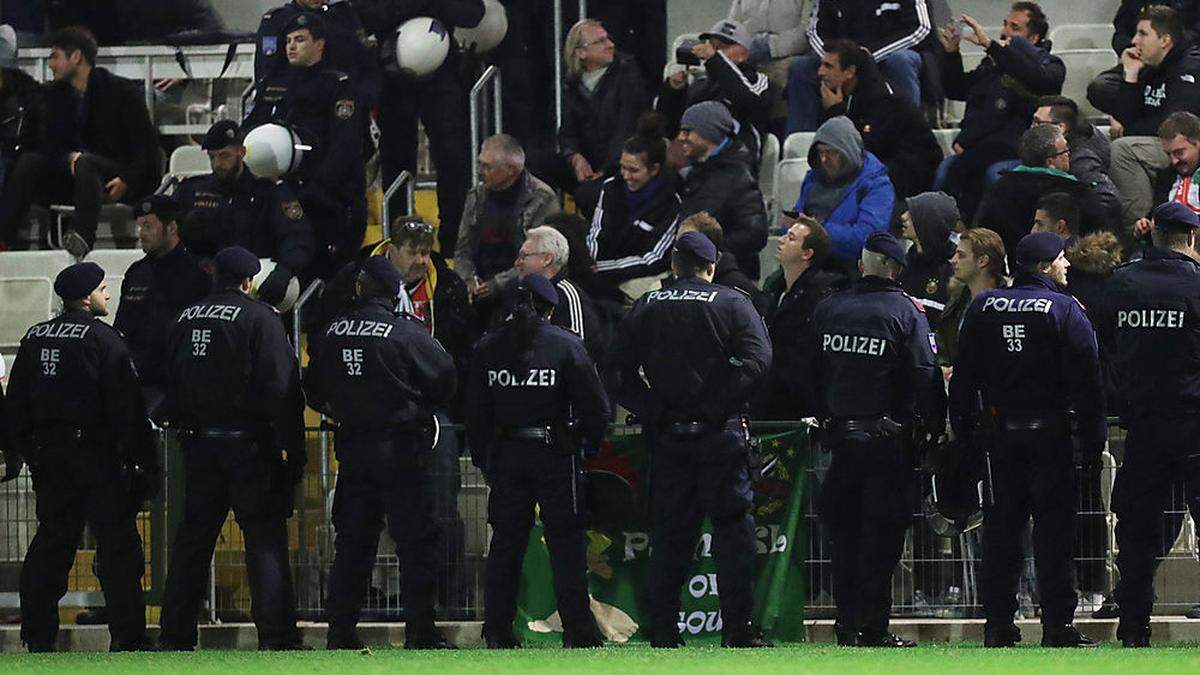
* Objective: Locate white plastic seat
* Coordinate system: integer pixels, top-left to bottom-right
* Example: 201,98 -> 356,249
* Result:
85,249 -> 144,279
0,250 -> 75,281
0,278 -> 54,349
1057,49 -> 1119,121
1049,24 -> 1114,51
759,132 -> 780,213
168,144 -> 212,178
782,132 -> 816,161
933,128 -> 957,158
770,158 -> 810,228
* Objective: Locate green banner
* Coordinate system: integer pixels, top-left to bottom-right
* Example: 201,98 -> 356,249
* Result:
515,428 -> 812,645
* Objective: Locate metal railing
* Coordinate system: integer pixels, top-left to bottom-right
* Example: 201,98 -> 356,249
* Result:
381,171 -> 416,241
469,66 -> 505,186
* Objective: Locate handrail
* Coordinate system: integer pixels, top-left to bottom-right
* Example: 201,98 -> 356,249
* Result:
469,65 -> 504,185
381,170 -> 416,240
291,278 -> 325,365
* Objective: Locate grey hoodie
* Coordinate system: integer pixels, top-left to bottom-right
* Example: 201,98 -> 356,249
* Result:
804,116 -> 864,221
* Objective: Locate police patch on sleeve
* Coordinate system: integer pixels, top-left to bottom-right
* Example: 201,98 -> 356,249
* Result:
261,35 -> 277,56
282,200 -> 304,221
335,99 -> 355,120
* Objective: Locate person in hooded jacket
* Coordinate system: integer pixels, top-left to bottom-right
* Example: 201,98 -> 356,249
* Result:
793,115 -> 895,270
898,191 -> 960,328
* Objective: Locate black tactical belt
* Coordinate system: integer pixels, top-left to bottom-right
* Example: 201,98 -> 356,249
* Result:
826,417 -> 903,435
183,428 -> 257,440
666,421 -> 708,436
503,426 -> 553,441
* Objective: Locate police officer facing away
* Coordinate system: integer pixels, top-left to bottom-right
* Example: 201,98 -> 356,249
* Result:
1098,202 -> 1200,647
305,256 -> 458,650
467,274 -> 610,649
609,231 -> 773,649
803,232 -> 945,648
6,263 -> 157,652
951,232 -> 1105,648
159,246 -> 307,651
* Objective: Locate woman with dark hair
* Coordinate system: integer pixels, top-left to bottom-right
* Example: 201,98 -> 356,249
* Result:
466,274 -> 612,650
586,113 -> 682,303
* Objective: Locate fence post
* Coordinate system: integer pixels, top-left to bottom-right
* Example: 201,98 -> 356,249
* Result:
381,170 -> 415,240
470,66 -> 504,185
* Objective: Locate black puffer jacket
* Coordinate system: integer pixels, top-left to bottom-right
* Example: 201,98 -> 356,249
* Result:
0,68 -> 45,156
678,141 -> 769,279
559,53 -> 647,174
1088,42 -> 1200,138
587,172 -> 681,288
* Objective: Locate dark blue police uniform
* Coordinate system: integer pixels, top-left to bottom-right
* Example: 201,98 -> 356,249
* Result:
609,232 -> 772,647
467,275 -> 611,648
804,233 -> 944,647
304,257 -> 458,649
5,263 -> 156,652
256,0 -> 379,106
950,233 -> 1105,648
159,249 -> 306,651
1095,203 -> 1200,647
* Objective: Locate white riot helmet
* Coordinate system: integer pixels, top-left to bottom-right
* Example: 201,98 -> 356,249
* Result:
385,16 -> 450,78
242,123 -> 307,180
252,258 -> 301,313
456,0 -> 508,54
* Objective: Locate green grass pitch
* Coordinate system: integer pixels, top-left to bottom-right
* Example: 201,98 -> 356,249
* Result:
3,644 -> 1200,674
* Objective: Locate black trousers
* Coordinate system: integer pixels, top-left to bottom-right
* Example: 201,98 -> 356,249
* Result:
0,151 -> 123,247
1113,414 -> 1200,628
647,425 -> 756,634
325,430 -> 441,637
980,427 -> 1079,626
158,437 -> 299,649
483,442 -> 592,639
378,69 -> 470,255
296,191 -> 362,282
19,446 -> 145,648
820,432 -> 911,634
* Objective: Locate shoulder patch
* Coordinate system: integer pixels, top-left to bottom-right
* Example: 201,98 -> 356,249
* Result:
281,200 -> 304,221
335,98 -> 355,120
261,35 -> 277,56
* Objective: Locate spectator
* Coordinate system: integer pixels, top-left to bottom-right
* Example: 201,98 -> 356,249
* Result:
173,120 -> 316,284
728,0 -> 816,129
587,116 -> 682,303
1028,96 -> 1121,224
1031,191 -> 1080,242
813,39 -> 942,200
1089,5 -> 1200,231
758,215 -> 842,419
935,3 -> 1065,221
513,225 -> 610,362
668,211 -> 763,309
975,125 -> 1112,255
545,19 -> 646,211
658,20 -> 774,171
898,191 -> 960,328
935,227 -> 1005,371
0,24 -> 45,238
46,0 -> 223,45
0,26 -> 161,257
675,101 -> 769,278
589,1 -> 669,106
1144,112 -> 1200,238
454,134 -> 560,306
1112,0 -> 1200,54
787,0 -> 931,132
544,212 -> 606,305
793,115 -> 895,268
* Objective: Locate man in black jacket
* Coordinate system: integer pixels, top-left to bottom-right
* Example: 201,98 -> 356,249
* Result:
1112,1 -> 1200,54
676,101 -> 768,279
0,36 -> 45,208
45,0 -> 223,45
935,3 -> 1065,221
0,26 -> 160,256
815,39 -> 942,201
898,191 -> 959,329
1089,5 -> 1200,233
1033,96 -> 1121,227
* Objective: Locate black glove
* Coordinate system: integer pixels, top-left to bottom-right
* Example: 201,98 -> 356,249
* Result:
257,264 -> 294,308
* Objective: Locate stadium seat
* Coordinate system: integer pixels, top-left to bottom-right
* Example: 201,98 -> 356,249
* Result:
782,132 -> 815,160
759,234 -> 782,282
770,158 -> 809,228
86,249 -> 144,279
1057,49 -> 1119,121
0,250 -> 74,281
168,144 -> 212,179
759,132 -> 780,213
0,278 -> 54,349
48,203 -> 136,251
933,128 -> 957,158
1049,24 -> 1115,51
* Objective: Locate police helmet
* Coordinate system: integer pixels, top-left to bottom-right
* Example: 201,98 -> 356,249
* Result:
242,123 -> 307,180
922,472 -> 984,538
385,17 -> 451,78
252,258 -> 301,313
456,0 -> 508,54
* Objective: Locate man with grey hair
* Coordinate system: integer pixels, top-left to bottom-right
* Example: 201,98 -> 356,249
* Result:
514,225 -> 609,360
455,134 -> 560,327
975,124 -> 1114,255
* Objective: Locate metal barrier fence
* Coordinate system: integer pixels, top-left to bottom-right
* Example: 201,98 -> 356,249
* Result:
1,421 -> 1198,623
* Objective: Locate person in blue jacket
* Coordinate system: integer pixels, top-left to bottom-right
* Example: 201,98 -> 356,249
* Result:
793,116 -> 895,270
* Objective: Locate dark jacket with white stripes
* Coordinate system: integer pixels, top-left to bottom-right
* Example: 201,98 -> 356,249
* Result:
551,270 -> 610,365
587,172 -> 682,290
808,0 -> 931,62
656,51 -> 774,170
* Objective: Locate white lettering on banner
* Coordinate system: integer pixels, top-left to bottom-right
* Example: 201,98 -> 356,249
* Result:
678,611 -> 724,635
1117,309 -> 1186,329
755,525 -> 788,554
688,573 -> 719,598
325,318 -> 394,338
981,296 -> 1053,314
486,368 -> 557,388
645,289 -> 718,303
623,532 -> 649,561
178,304 -> 243,322
25,322 -> 90,340
821,333 -> 887,356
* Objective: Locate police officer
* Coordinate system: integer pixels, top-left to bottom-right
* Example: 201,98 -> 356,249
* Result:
246,12 -> 365,278
158,246 -> 307,651
467,274 -> 610,649
113,194 -> 212,415
950,231 -> 1105,648
5,263 -> 157,652
1097,202 -> 1200,647
304,256 -> 458,649
802,232 -> 944,648
174,120 -> 316,287
256,0 -> 379,106
609,231 -> 772,649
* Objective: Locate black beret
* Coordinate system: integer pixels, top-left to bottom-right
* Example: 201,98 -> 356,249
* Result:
201,119 -> 242,150
361,255 -> 403,297
673,230 -> 718,263
133,193 -> 182,222
1151,201 -> 1200,232
54,262 -> 105,301
519,274 -> 559,308
213,246 -> 261,279
863,231 -> 907,266
1015,231 -> 1065,265
284,11 -> 326,39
